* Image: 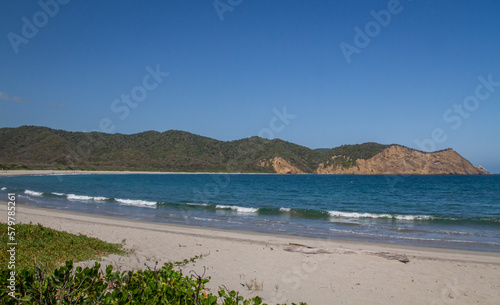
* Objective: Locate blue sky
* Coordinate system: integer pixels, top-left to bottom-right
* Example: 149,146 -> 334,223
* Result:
1,0 -> 500,172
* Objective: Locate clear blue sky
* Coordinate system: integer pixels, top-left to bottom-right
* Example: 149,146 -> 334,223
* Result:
1,0 -> 499,172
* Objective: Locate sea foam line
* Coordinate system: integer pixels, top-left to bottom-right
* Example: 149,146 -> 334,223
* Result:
328,210 -> 432,220
24,190 -> 43,197
115,198 -> 157,207
65,193 -> 111,202
67,194 -> 94,201
93,196 -> 109,201
185,202 -> 209,207
216,205 -> 258,213
1,187 -> 7,191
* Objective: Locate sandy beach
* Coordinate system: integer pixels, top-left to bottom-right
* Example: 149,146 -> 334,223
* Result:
1,202 -> 499,305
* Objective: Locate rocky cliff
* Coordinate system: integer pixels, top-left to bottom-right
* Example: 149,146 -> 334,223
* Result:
259,157 -> 304,174
314,145 -> 483,175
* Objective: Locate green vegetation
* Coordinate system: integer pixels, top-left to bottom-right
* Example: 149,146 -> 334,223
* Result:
321,156 -> 356,169
0,223 -> 125,272
0,126 -> 395,173
325,142 -> 391,161
1,261 -> 303,304
0,223 -> 305,304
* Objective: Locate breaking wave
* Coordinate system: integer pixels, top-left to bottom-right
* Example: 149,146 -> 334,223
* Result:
328,210 -> 432,220
24,190 -> 43,197
216,205 -> 259,213
115,198 -> 157,207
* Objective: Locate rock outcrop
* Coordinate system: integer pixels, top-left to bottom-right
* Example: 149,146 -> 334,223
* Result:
315,145 -> 483,175
475,165 -> 490,174
259,157 -> 304,174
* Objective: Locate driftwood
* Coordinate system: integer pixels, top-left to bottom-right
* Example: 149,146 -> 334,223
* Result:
283,243 -> 410,263
288,243 -> 314,248
372,252 -> 410,263
283,243 -> 333,254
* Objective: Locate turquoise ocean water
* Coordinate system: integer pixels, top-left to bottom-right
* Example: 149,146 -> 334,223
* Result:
1,174 -> 499,252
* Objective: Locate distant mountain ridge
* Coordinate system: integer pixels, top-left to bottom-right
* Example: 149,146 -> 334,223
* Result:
0,126 -> 487,174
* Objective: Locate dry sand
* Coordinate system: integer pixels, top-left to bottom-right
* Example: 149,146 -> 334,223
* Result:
1,203 -> 499,305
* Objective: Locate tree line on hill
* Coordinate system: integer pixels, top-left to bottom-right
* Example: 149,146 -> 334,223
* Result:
0,126 -> 392,173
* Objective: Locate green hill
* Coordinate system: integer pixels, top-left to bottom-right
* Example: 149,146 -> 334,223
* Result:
0,126 -> 399,173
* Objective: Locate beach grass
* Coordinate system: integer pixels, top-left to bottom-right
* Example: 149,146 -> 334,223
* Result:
0,222 -> 125,272
0,222 -> 304,304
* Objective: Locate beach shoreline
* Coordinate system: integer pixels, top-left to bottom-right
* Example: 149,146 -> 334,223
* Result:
1,169 -> 495,177
2,170 -> 499,253
0,169 -> 273,177
1,203 -> 499,304
4,202 -> 500,260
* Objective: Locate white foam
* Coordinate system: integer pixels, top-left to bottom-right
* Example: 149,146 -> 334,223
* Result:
191,216 -> 223,222
93,196 -> 109,201
24,190 -> 43,197
52,192 -> 65,196
1,187 -> 7,191
280,207 -> 291,212
328,211 -> 391,218
236,207 -> 259,213
67,194 -> 94,201
216,205 -> 258,213
185,202 -> 208,206
394,214 -> 431,220
328,210 -> 432,220
115,198 -> 157,207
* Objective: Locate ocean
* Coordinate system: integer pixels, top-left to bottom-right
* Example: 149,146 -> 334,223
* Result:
1,174 -> 499,252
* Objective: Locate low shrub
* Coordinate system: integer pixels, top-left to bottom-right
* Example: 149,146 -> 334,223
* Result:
0,261 -> 306,305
